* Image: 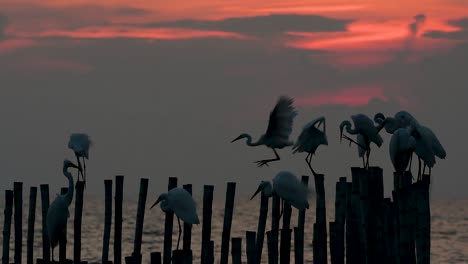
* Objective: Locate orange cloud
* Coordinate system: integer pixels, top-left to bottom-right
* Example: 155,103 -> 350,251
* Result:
0,39 -> 37,55
296,86 -> 387,107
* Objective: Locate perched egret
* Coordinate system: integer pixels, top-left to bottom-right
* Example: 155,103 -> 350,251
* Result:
292,116 -> 328,176
150,188 -> 200,250
340,114 -> 384,169
232,96 -> 297,167
250,171 -> 310,217
390,128 -> 416,177
68,133 -> 92,185
47,160 -> 81,262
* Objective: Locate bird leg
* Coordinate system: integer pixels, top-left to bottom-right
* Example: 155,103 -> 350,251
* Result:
82,157 -> 87,188
75,153 -> 83,183
255,148 -> 280,167
176,216 -> 182,250
279,199 -> 284,220
365,147 -> 371,169
306,153 -> 318,177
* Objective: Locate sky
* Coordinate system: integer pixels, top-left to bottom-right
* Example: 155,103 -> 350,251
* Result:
0,0 -> 467,201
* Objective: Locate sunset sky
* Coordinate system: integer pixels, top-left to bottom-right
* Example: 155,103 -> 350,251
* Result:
0,0 -> 467,199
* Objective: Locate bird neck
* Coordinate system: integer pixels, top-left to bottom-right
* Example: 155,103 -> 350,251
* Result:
244,134 -> 262,147
345,122 -> 358,134
160,200 -> 170,212
63,170 -> 74,206
263,182 -> 273,197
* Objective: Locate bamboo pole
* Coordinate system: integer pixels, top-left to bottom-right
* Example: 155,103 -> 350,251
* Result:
293,227 -> 303,264
266,231 -> 278,264
74,181 -> 85,263
270,194 -> 281,262
202,241 -> 214,264
150,252 -> 161,264
255,192 -> 269,264
102,180 -> 113,264
133,178 -> 149,261
172,250 -> 184,264
163,177 -> 178,264
27,187 -> 37,264
40,184 -> 50,263
357,168 -> 369,264
201,185 -> 214,263
59,187 -> 68,263
346,170 -> 360,264
220,182 -> 236,264
231,237 -> 242,264
246,231 -> 257,264
416,174 -> 430,264
182,184 -> 193,262
14,182 -> 23,264
329,222 -> 338,264
334,177 -> 347,264
114,175 -> 124,264
280,199 -> 292,264
313,174 -> 327,264
2,190 -> 13,264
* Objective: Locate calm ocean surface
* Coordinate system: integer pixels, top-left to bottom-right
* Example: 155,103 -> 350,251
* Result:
1,197 -> 467,263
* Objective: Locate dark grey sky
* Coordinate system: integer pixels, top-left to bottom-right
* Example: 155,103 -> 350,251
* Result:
0,3 -> 467,201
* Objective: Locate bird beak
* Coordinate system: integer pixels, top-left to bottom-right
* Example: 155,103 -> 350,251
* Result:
231,136 -> 242,143
250,185 -> 262,200
340,130 -> 343,143
150,197 -> 162,209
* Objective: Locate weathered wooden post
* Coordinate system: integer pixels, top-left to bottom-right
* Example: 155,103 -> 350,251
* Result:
333,177 -> 347,264
201,185 -> 214,263
172,250 -> 184,264
102,180 -> 113,264
255,192 -> 269,264
357,168 -> 369,264
220,182 -> 236,264
415,175 -> 431,264
14,182 -> 23,264
163,177 -> 177,264
27,187 -> 37,264
313,174 -> 327,264
346,170 -> 360,264
74,181 -> 85,263
366,167 -> 384,263
182,184 -> 193,264
381,198 -> 396,264
40,184 -> 50,263
2,190 -> 13,264
132,178 -> 149,264
329,222 -> 339,264
270,194 -> 281,262
202,241 -> 214,264
246,231 -> 257,264
59,187 -> 68,262
295,176 -> 308,264
280,204 -> 292,264
231,237 -> 242,264
266,231 -> 278,264
150,252 -> 161,264
115,175 -> 124,264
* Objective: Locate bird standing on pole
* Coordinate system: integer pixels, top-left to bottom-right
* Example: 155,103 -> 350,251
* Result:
231,96 -> 297,167
68,133 -> 92,186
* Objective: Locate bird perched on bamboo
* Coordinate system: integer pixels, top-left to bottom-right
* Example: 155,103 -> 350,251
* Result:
68,133 -> 92,185
231,96 -> 297,167
150,187 -> 200,250
292,116 -> 328,176
47,160 -> 82,262
375,111 -> 446,180
390,127 -> 416,181
339,113 -> 384,169
250,171 -> 310,218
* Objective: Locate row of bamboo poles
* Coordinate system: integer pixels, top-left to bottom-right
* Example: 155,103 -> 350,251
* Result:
1,167 -> 431,264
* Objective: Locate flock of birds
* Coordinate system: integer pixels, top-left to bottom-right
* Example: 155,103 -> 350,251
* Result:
44,96 -> 446,261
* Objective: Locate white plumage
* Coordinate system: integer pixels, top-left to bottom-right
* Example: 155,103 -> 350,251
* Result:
150,187 -> 200,249
390,128 -> 416,175
232,96 -> 297,167
47,160 -> 81,261
68,133 -> 92,183
293,116 -> 328,175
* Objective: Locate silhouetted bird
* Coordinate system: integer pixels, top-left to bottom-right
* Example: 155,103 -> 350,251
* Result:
150,188 -> 200,250
340,114 -> 384,169
232,96 -> 297,167
47,160 -> 81,262
68,133 -> 92,185
292,116 -> 328,176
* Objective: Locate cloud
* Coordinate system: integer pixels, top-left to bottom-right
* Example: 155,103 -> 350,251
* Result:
138,14 -> 351,37
409,13 -> 426,37
424,17 -> 468,40
0,14 -> 8,41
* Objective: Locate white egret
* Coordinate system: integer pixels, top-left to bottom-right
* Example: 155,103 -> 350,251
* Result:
150,188 -> 200,250
68,133 -> 92,185
390,128 -> 416,177
292,116 -> 328,176
47,160 -> 81,262
250,171 -> 310,217
339,114 -> 384,168
231,96 -> 297,167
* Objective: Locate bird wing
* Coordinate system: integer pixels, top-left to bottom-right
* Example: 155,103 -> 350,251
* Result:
273,171 -> 309,209
424,126 -> 446,159
352,114 -> 383,147
264,96 -> 297,142
68,133 -> 92,158
168,188 -> 200,225
46,197 -> 69,247
293,119 -> 327,153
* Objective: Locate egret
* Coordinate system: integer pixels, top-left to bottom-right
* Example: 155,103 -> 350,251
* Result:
390,128 -> 416,178
339,114 -> 384,169
231,96 -> 297,167
47,160 -> 81,262
68,133 -> 92,184
150,187 -> 200,250
250,171 -> 310,217
292,116 -> 328,176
